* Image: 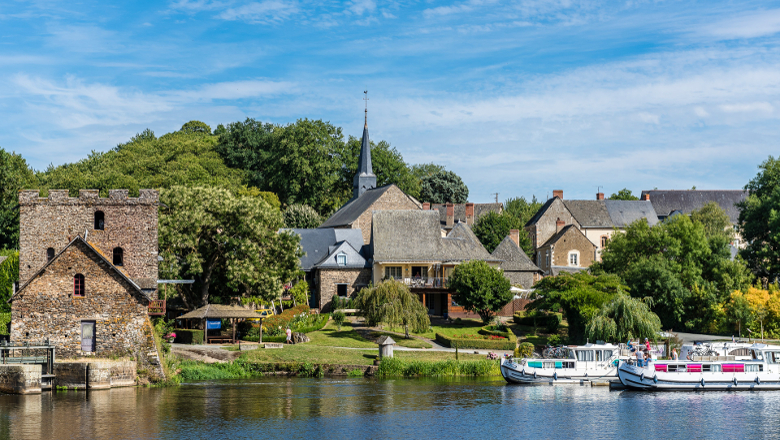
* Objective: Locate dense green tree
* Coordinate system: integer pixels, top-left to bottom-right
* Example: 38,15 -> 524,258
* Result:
180,120 -> 212,135
283,204 -> 323,229
504,196 -> 543,227
355,279 -> 430,335
472,211 -> 531,255
410,163 -> 445,181
420,170 -> 469,204
691,202 -> 733,240
609,188 -> 639,200
159,186 -> 302,309
586,293 -> 662,343
738,156 -> 780,282
214,118 -> 276,190
0,149 -> 37,249
237,186 -> 281,211
339,137 -> 421,200
528,272 -> 626,343
0,250 -> 19,313
449,260 -> 512,324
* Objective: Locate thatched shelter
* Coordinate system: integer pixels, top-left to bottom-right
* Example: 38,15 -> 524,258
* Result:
178,304 -> 261,344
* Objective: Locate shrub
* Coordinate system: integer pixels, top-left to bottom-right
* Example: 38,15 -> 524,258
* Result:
478,325 -> 515,339
332,311 -> 346,330
515,342 -> 534,358
547,334 -> 567,346
0,312 -> 10,335
377,357 -> 499,377
435,333 -> 516,350
545,314 -> 562,333
174,329 -> 204,345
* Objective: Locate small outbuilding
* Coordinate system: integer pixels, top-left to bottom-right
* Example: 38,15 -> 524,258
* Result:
377,335 -> 396,359
177,304 -> 261,344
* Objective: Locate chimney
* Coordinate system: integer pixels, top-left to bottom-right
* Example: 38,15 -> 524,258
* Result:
423,202 -> 430,210
446,203 -> 454,228
509,229 -> 519,247
641,194 -> 650,201
552,190 -> 563,199
556,218 -> 565,234
596,192 -> 604,200
465,203 -> 475,225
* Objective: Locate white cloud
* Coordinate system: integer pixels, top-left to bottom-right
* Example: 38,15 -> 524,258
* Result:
694,106 -> 709,118
719,102 -> 773,113
218,1 -> 298,23
701,9 -> 780,40
348,0 -> 376,16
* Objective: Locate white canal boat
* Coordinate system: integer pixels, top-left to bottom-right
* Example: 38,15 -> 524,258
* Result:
618,344 -> 780,390
500,343 -> 630,384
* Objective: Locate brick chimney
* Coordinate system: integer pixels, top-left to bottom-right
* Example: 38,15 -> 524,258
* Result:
465,203 -> 475,225
556,218 -> 565,234
446,203 -> 454,228
553,190 -> 563,199
422,202 -> 430,210
509,229 -> 519,247
596,192 -> 604,200
641,194 -> 650,201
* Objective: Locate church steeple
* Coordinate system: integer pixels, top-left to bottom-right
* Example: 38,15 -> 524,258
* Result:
353,91 -> 376,198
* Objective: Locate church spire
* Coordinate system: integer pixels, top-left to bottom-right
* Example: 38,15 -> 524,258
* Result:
353,91 -> 376,198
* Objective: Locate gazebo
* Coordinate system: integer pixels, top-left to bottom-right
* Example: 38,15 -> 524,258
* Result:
177,304 -> 261,344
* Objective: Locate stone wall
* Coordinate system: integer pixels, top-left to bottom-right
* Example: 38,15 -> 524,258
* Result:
316,268 -> 372,311
10,240 -> 161,376
503,271 -> 537,289
0,364 -> 42,394
54,360 -> 137,389
18,189 -> 159,288
525,198 -> 579,251
351,185 -> 420,244
551,227 -> 596,268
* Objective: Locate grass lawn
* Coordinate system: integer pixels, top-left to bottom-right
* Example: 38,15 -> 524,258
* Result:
241,343 -> 486,366
386,318 -> 486,340
369,331 -> 433,349
306,322 -> 376,348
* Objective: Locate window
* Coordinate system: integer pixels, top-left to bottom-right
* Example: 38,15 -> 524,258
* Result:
336,284 -> 348,297
336,252 -> 346,267
745,364 -> 763,372
545,250 -> 550,268
768,352 -> 780,364
568,251 -> 579,267
46,248 -> 55,261
94,211 -> 105,230
113,247 -> 124,266
601,236 -> 608,248
576,350 -> 595,361
74,274 -> 85,297
385,266 -> 402,279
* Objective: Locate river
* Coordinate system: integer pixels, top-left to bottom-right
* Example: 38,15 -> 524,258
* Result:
1,377 -> 778,439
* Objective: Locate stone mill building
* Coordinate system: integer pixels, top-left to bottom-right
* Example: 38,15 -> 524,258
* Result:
8,189 -> 163,373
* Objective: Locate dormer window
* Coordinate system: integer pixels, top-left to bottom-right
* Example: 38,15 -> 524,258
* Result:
337,252 -> 347,267
113,247 -> 124,266
47,248 -> 55,261
94,211 -> 105,230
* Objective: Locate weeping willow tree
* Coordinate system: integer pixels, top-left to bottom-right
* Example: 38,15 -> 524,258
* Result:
586,293 -> 662,343
355,280 -> 430,336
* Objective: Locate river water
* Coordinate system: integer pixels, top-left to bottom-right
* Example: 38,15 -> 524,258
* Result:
1,377 -> 778,439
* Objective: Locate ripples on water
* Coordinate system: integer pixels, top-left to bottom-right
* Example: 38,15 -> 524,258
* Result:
1,377 -> 778,439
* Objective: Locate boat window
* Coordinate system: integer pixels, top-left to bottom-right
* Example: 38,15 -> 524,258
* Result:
567,349 -> 576,359
702,364 -> 722,372
668,364 -> 685,372
596,350 -> 603,361
603,350 -> 613,359
562,362 -> 575,369
745,364 -> 763,372
576,351 -> 595,361
767,352 -> 780,364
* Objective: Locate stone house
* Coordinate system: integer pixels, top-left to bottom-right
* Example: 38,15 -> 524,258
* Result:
429,202 -> 503,230
319,118 -> 421,244
289,228 -> 371,312
535,223 -> 596,276
525,190 -> 658,263
490,230 -> 543,288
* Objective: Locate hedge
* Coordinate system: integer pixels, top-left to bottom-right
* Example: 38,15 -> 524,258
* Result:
0,312 -> 10,335
174,329 -> 204,345
513,312 -> 562,333
435,333 -> 516,350
478,325 -> 515,339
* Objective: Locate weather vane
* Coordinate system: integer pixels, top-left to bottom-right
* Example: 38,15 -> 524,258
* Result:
364,90 -> 369,125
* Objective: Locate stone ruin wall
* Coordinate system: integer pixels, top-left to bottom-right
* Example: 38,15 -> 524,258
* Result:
18,189 -> 159,287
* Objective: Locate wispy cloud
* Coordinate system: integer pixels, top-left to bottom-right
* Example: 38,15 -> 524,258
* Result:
218,0 -> 299,23
700,8 -> 780,40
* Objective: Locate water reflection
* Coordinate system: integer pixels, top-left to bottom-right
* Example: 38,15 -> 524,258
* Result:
0,377 -> 777,439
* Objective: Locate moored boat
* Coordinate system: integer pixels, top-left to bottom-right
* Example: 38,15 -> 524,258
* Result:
618,344 -> 780,390
500,343 -> 630,384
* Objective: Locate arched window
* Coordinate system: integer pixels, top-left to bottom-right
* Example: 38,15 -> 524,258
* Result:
601,235 -> 608,248
94,211 -> 105,230
113,247 -> 124,266
47,248 -> 55,261
74,274 -> 85,297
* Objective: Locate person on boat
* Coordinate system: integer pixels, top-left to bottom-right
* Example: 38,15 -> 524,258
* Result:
644,338 -> 651,351
635,348 -> 644,367
671,348 -> 678,360
644,350 -> 651,366
627,340 -> 633,350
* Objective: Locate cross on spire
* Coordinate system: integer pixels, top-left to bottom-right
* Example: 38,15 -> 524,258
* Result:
364,90 -> 368,126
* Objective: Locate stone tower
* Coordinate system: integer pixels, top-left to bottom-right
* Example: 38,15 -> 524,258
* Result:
353,115 -> 376,199
18,189 -> 159,294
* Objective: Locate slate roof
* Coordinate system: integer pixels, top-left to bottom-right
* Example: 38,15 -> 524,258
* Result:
430,203 -> 503,226
539,224 -> 583,248
313,240 -> 369,269
550,266 -> 588,276
491,235 -> 542,273
639,190 -> 747,224
372,211 -> 498,263
563,200 -> 612,227
605,200 -> 659,227
288,228 -> 365,271
525,197 -> 557,227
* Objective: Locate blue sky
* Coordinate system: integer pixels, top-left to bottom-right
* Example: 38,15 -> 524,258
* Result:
2,1 -> 780,202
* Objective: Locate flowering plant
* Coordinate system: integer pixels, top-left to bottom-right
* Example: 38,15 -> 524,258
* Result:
486,352 -> 499,360
165,332 -> 177,339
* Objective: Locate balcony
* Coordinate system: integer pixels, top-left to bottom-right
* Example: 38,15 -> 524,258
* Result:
389,276 -> 449,289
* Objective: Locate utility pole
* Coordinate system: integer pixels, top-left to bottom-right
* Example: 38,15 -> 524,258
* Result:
491,193 -> 499,203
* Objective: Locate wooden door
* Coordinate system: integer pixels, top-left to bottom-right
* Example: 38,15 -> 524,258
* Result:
81,321 -> 96,352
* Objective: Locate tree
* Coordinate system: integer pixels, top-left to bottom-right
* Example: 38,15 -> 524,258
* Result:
586,293 -> 662,343
237,186 -> 281,211
738,156 -> 780,282
159,186 -> 302,309
410,163 -> 445,181
449,260 -> 512,324
0,149 -> 37,249
215,118 -> 276,190
180,120 -> 212,135
609,188 -> 639,200
419,170 -> 469,204
528,272 -> 625,343
0,250 -> 19,313
339,137 -> 421,200
691,202 -> 733,240
472,211 -> 529,254
504,196 -> 543,227
355,280 -> 430,335
283,204 -> 323,229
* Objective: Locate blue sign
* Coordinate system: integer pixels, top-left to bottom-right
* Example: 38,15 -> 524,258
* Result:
206,319 -> 222,330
